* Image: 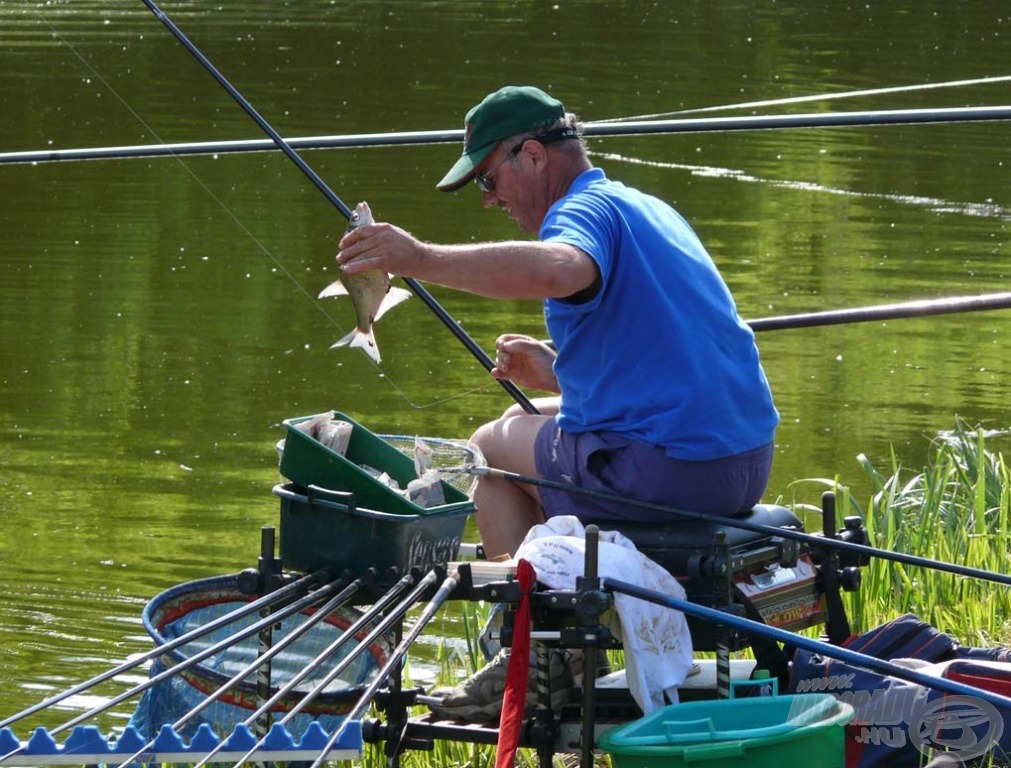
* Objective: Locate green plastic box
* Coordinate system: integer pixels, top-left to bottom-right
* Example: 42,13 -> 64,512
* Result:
279,411 -> 475,517
597,693 -> 853,768
274,483 -> 470,577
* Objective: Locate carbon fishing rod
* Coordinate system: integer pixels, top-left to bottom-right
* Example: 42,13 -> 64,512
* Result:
223,569 -> 445,768
606,576 -> 1011,712
471,465 -> 1011,588
0,567 -> 328,733
4,104 -> 1010,166
140,0 -> 537,415
115,575 -> 368,768
0,571 -> 353,766
748,291 -> 1011,332
629,73 -> 1011,119
306,571 -> 460,768
118,572 -> 415,768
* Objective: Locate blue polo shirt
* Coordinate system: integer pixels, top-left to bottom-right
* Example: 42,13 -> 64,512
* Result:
540,168 -> 778,461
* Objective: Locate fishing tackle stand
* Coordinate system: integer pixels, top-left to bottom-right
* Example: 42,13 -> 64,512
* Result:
358,491 -> 868,768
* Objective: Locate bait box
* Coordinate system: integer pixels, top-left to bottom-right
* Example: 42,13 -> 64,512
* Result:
278,410 -> 475,517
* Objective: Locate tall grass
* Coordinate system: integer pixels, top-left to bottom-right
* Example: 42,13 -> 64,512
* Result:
794,418 -> 1011,645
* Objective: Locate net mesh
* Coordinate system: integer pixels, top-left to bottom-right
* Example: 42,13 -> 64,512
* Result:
129,576 -> 394,741
378,434 -> 485,498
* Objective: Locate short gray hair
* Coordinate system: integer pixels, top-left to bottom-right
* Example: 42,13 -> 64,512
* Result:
504,112 -> 587,159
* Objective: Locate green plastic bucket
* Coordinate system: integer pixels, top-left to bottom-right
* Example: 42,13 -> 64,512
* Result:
597,693 -> 853,768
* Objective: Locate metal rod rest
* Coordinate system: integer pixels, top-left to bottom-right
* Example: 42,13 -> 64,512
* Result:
223,570 -> 439,768
115,577 -> 367,768
54,576 -> 349,736
188,572 -> 417,768
306,571 -> 460,768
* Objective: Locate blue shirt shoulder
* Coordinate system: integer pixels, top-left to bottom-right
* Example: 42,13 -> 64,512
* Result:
539,168 -> 778,460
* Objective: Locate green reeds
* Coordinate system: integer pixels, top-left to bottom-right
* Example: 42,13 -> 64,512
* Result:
795,418 -> 1011,644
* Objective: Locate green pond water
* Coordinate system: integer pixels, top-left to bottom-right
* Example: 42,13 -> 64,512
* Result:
0,0 -> 1008,732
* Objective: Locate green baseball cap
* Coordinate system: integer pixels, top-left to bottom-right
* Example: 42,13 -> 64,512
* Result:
437,85 -> 565,192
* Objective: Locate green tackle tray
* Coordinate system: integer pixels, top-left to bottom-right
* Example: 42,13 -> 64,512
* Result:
279,410 -> 475,517
273,482 -> 469,577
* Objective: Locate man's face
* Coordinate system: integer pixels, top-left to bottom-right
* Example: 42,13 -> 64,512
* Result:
474,141 -> 543,234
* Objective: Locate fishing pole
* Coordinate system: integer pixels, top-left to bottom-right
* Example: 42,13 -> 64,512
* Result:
306,571 -> 460,768
223,569 -> 443,768
114,576 -> 367,768
471,465 -> 1011,588
0,572 -> 352,763
118,572 -> 415,768
748,291 -> 1011,332
606,576 -> 1011,712
605,73 -> 1011,120
0,567 -> 328,732
4,104 -> 1010,166
140,0 -> 538,415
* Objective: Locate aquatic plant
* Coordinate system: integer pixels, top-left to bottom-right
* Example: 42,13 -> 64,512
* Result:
795,418 -> 1011,644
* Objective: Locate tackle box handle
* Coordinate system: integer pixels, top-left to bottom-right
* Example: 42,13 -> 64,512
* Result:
303,483 -> 424,522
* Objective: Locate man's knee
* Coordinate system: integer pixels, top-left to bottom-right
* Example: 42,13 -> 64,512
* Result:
500,403 -> 528,419
469,418 -> 498,449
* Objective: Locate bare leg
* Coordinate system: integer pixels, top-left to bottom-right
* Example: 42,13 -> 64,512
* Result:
470,407 -> 557,559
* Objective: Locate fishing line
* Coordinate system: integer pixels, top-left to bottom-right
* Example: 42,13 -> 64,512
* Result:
593,73 -> 1011,123
36,10 -> 481,413
143,0 -> 538,415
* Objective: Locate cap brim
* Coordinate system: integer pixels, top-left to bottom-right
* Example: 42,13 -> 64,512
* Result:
436,142 -> 496,192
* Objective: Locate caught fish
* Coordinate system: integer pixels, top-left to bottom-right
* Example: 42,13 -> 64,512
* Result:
318,201 -> 411,364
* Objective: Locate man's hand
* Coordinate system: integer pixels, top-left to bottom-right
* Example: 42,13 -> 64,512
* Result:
337,220 -> 426,278
491,334 -> 560,392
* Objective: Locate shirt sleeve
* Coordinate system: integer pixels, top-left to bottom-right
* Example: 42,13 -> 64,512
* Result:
540,190 -> 617,309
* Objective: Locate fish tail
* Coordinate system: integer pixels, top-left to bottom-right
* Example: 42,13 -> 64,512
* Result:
331,327 -> 382,364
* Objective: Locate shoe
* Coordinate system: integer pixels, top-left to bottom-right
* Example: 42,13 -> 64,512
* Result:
427,647 -> 575,722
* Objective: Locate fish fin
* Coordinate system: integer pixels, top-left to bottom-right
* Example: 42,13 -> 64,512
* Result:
318,279 -> 350,299
330,328 -> 382,364
372,285 -> 412,323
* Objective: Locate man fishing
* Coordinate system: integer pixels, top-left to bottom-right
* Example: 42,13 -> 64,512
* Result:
336,84 -> 779,720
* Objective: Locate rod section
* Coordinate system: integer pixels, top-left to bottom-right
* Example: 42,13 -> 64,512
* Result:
2,105 -> 1009,165
748,291 -> 1011,332
605,576 -> 1011,711
471,466 -> 1011,587
140,0 -> 537,414
0,568 -> 327,731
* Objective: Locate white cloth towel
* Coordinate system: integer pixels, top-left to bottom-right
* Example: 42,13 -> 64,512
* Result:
512,515 -> 694,713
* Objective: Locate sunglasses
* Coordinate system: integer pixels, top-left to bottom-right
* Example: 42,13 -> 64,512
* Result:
473,128 -> 579,194
473,142 -> 524,194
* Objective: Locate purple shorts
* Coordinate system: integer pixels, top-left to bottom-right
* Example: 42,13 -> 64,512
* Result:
533,422 -> 774,524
